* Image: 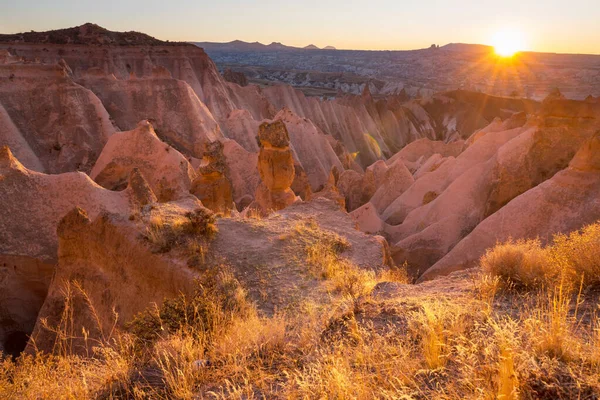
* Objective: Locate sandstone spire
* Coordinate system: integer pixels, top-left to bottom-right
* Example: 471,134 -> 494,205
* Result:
191,140 -> 234,215
252,120 -> 297,214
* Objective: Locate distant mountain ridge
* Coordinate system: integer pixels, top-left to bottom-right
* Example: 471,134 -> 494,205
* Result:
194,40 -> 340,52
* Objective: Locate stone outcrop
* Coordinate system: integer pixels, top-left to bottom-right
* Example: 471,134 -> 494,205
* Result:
337,169 -> 373,212
381,123 -> 530,225
252,120 -> 297,214
291,163 -> 313,201
388,114 -> 600,279
221,139 -> 260,209
90,120 -> 197,201
28,199 -> 202,354
272,108 -> 344,191
369,159 -> 414,213
191,140 -> 235,214
312,167 -> 345,209
349,158 -> 414,235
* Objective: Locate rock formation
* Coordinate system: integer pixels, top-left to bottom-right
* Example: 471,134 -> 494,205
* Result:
78,73 -> 223,158
0,146 -> 133,354
386,101 -> 600,278
421,130 -> 600,281
28,199 -> 202,354
190,140 -> 235,214
90,120 -> 197,201
29,197 -> 389,354
312,166 -> 345,209
0,62 -> 115,173
252,120 -> 297,214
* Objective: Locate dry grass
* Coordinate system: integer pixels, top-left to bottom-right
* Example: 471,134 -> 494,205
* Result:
144,207 -> 218,253
3,223 -> 600,399
481,222 -> 600,292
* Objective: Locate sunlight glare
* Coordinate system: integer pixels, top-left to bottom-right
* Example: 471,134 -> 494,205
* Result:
492,29 -> 526,57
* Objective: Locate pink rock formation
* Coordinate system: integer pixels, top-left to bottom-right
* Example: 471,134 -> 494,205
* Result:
91,120 -> 197,201
421,130 -> 600,281
273,108 -> 343,191
389,115 -> 599,278
222,139 -> 260,209
312,167 -> 345,209
337,169 -> 373,212
386,138 -> 464,167
78,74 -> 223,158
381,123 -> 529,225
369,159 -> 414,213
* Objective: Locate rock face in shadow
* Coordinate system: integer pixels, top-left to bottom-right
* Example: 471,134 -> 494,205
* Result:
252,120 -> 297,214
0,146 -> 135,354
313,167 -> 345,209
27,201 -> 201,355
90,120 -> 197,201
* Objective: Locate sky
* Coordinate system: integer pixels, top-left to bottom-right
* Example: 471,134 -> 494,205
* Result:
0,0 -> 598,54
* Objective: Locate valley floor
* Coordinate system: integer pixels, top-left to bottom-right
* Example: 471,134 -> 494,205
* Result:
2,221 -> 600,400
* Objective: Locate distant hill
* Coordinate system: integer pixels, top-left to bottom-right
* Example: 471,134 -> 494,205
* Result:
0,23 -> 180,46
195,40 -> 300,52
440,43 -> 493,53
195,40 -> 337,52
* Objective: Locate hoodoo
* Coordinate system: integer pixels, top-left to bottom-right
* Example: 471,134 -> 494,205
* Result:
252,120 -> 297,214
191,140 -> 235,214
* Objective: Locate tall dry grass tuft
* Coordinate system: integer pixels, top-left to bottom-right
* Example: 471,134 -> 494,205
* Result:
495,323 -> 519,400
482,222 -> 600,292
412,304 -> 449,370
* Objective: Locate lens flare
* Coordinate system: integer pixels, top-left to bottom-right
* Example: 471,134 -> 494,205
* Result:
492,29 -> 526,57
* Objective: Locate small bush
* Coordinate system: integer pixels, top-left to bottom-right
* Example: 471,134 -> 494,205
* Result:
481,239 -> 550,289
143,207 -> 218,253
184,208 -> 218,239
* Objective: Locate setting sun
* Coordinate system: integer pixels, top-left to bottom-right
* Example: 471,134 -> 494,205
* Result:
492,29 -> 527,57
